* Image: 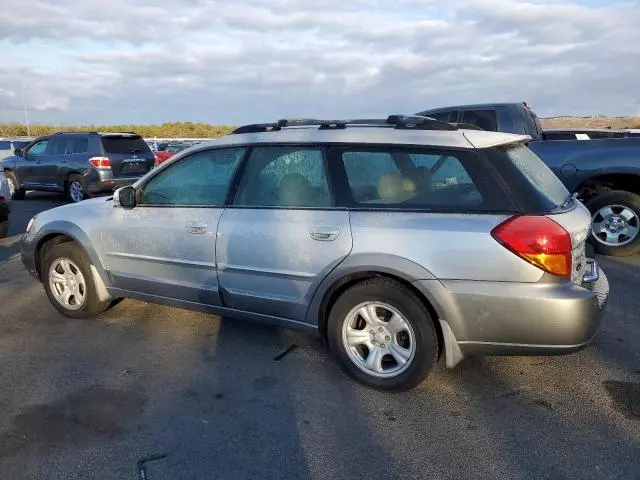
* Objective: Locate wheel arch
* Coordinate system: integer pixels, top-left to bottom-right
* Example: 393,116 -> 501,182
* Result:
307,254 -> 445,353
576,173 -> 640,201
34,223 -> 111,301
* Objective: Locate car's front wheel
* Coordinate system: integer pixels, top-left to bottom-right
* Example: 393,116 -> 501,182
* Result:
42,242 -> 112,318
6,171 -> 25,200
327,278 -> 439,391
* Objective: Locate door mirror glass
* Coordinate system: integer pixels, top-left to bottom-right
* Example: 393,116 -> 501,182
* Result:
14,148 -> 24,157
114,186 -> 136,208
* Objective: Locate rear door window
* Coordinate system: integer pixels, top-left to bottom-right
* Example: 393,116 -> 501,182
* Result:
101,136 -> 150,154
339,147 -> 512,211
234,147 -> 332,208
49,137 -> 70,154
72,137 -> 89,154
460,110 -> 499,131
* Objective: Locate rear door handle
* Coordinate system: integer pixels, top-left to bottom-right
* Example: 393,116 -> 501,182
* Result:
310,227 -> 339,241
185,221 -> 208,234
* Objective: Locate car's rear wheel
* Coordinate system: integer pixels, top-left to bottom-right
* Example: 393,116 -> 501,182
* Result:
6,171 -> 25,200
586,190 -> 640,257
327,278 -> 439,391
0,221 -> 8,239
42,242 -> 111,318
66,175 -> 86,203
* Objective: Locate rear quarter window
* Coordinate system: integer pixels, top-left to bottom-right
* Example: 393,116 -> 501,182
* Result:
487,144 -> 570,212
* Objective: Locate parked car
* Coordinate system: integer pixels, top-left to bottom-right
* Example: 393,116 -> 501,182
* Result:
0,139 -> 33,161
21,116 -> 609,391
0,164 -> 11,238
417,102 -> 640,256
1,132 -> 155,203
154,142 -> 190,165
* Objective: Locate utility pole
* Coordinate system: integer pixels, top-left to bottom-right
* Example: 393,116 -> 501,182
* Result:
21,82 -> 30,137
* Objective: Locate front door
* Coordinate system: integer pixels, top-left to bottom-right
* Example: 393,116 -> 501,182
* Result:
19,138 -> 50,187
216,146 -> 352,321
99,147 -> 246,305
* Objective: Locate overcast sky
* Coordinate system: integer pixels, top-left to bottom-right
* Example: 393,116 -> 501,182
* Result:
1,0 -> 638,125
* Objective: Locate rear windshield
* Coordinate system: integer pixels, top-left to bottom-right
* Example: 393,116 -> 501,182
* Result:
0,141 -> 10,150
503,144 -> 570,209
101,136 -> 151,154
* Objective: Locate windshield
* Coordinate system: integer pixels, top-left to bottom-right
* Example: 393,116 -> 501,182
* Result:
504,144 -> 570,208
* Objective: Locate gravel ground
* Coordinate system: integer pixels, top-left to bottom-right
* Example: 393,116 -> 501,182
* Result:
0,193 -> 638,480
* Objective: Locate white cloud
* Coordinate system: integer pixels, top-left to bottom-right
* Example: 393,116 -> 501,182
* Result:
0,0 -> 638,124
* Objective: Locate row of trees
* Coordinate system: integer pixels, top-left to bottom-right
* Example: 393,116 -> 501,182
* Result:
0,122 -> 236,138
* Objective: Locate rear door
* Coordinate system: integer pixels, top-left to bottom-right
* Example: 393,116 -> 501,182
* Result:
216,146 -> 352,321
41,136 -> 69,187
100,147 -> 246,304
100,134 -> 155,179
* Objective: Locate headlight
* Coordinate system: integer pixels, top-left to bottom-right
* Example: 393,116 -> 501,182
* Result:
26,217 -> 36,234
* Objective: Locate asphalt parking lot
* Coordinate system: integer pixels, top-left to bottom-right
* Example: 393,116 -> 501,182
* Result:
0,194 -> 639,480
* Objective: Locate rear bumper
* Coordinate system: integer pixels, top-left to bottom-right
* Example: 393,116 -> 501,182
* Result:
84,170 -> 145,194
415,260 -> 609,367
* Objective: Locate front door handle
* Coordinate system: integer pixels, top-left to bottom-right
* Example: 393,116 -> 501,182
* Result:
310,227 -> 339,241
185,221 -> 208,234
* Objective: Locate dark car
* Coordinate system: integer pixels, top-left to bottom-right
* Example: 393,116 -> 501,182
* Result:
417,102 -> 640,257
1,132 -> 155,203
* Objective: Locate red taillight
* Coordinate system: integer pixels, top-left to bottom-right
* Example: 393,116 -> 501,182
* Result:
154,154 -> 160,166
89,156 -> 111,169
491,216 -> 572,277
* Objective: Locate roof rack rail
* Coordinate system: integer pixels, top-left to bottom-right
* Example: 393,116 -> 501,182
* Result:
231,115 -> 457,134
52,131 -> 99,135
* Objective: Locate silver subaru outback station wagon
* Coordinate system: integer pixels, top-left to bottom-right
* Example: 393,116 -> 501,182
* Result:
21,116 -> 609,390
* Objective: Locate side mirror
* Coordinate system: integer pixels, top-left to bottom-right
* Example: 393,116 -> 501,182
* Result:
14,148 -> 23,157
113,186 -> 136,208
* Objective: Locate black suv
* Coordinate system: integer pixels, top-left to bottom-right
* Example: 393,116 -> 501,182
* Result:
1,132 -> 155,203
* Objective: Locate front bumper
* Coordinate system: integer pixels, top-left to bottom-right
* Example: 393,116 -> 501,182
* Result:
21,232 -> 38,279
416,259 -> 610,366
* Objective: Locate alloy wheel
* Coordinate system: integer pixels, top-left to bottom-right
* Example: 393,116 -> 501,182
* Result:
591,204 -> 639,247
48,258 -> 87,310
341,302 -> 416,378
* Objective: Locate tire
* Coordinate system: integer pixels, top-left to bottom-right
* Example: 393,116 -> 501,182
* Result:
41,242 -> 111,318
586,190 -> 640,257
66,175 -> 86,203
0,221 -> 8,239
326,278 -> 439,391
6,171 -> 25,200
